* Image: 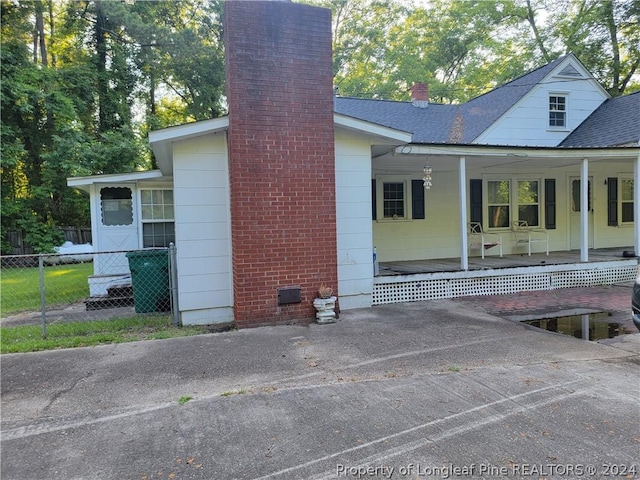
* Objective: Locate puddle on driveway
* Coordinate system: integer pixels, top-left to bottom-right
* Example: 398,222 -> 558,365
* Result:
522,312 -> 624,341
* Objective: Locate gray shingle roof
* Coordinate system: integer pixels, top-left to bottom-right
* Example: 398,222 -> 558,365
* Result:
334,56 -> 566,144
560,91 -> 640,147
334,97 -> 462,143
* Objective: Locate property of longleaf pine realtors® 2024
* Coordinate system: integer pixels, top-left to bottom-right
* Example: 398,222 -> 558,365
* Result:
334,463 -> 637,478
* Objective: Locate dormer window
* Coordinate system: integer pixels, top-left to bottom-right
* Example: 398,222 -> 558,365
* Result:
549,94 -> 567,128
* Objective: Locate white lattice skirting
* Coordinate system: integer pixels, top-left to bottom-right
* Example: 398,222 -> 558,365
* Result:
372,260 -> 638,306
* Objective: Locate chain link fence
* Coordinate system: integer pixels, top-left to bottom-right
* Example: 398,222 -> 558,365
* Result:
1,245 -> 178,338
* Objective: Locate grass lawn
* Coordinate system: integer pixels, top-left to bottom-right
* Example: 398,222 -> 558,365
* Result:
1,262 -> 93,315
1,316 -> 212,354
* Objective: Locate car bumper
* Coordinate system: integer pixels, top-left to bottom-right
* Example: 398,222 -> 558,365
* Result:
633,311 -> 640,331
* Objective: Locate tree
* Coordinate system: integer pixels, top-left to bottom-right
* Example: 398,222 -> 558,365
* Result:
549,0 -> 639,96
1,0 -> 226,253
307,0 -> 639,102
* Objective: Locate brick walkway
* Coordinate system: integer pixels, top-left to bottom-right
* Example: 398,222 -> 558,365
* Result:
452,282 -> 637,333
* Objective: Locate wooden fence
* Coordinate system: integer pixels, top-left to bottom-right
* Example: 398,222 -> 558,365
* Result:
5,228 -> 92,255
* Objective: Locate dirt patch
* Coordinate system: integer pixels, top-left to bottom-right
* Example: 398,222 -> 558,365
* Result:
1,303 -> 137,327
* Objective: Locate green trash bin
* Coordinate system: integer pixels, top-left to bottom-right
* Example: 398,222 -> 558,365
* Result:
126,249 -> 170,313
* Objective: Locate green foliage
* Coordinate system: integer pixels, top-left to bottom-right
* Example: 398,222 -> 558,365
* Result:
1,0 -> 226,251
550,0 -> 640,95
16,216 -> 65,254
0,316 -> 209,354
1,0 -> 637,254
309,0 -> 639,102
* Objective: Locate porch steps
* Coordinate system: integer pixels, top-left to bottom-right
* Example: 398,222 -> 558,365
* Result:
85,284 -> 134,311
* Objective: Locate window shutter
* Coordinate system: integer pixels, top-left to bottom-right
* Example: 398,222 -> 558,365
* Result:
411,180 -> 425,219
371,179 -> 377,220
469,179 -> 482,224
608,178 -> 618,226
545,179 -> 556,229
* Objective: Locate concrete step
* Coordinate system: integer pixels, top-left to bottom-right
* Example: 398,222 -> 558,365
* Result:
85,296 -> 135,311
107,284 -> 133,297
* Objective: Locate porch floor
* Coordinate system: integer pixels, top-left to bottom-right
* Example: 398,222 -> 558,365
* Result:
378,247 -> 638,276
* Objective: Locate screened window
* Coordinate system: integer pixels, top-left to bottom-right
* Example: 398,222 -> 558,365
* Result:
141,189 -> 175,247
383,182 -> 405,218
517,180 -> 539,227
487,180 -> 510,228
101,187 -> 133,226
549,95 -> 566,127
621,179 -> 634,223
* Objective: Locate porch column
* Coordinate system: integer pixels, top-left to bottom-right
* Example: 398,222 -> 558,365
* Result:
634,152 -> 640,256
580,158 -> 589,262
459,156 -> 469,270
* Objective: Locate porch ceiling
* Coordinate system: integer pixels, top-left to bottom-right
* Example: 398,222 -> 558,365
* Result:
371,143 -> 640,173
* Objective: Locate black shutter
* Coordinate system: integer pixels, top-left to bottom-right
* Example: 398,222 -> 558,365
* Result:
412,180 -> 425,219
608,177 -> 618,226
545,179 -> 556,229
469,179 -> 482,224
371,179 -> 377,220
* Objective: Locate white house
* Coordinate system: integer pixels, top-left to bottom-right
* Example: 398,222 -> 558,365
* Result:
68,1 -> 640,327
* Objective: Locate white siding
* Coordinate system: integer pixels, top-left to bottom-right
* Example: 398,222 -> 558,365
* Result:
335,130 -> 375,309
173,132 -> 233,325
476,61 -> 608,147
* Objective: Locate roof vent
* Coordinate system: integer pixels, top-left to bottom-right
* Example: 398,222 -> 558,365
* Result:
411,83 -> 429,108
557,63 -> 584,78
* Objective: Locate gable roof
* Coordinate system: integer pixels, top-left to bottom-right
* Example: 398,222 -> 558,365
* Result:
457,56 -> 568,142
335,55 -> 569,144
560,90 -> 640,147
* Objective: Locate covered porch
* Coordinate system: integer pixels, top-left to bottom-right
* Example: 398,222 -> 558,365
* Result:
373,248 -> 638,305
378,247 -> 636,275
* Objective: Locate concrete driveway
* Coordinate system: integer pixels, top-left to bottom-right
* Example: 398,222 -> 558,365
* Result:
2,298 -> 639,480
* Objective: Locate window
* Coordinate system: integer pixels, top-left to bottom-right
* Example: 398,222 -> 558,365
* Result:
373,177 -> 426,221
549,95 -> 566,128
101,187 -> 133,226
517,180 -> 539,227
383,182 -> 405,219
141,189 -> 175,247
621,179 -> 634,223
487,180 -> 510,228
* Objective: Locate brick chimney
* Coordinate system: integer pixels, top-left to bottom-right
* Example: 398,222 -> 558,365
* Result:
411,83 -> 429,108
224,1 -> 338,328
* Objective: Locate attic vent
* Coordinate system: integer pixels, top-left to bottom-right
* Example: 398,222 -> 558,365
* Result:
557,64 -> 584,78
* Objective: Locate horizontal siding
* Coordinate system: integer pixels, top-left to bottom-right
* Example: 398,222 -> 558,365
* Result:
181,307 -> 234,326
173,134 -> 233,320
335,130 -> 374,308
477,73 -> 607,146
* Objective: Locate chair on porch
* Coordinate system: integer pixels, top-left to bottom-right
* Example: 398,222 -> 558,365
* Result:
511,220 -> 549,256
468,222 -> 503,259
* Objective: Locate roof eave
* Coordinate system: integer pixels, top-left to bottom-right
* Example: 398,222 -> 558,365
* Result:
400,142 -> 640,159
149,117 -> 230,174
67,170 -> 165,191
334,113 -> 412,143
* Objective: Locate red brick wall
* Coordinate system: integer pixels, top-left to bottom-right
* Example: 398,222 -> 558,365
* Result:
224,1 -> 338,328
